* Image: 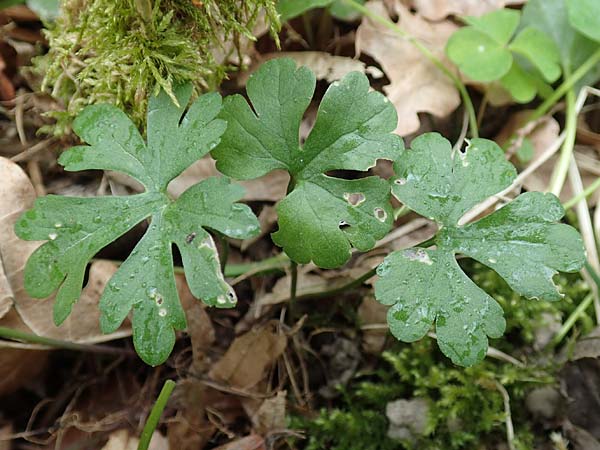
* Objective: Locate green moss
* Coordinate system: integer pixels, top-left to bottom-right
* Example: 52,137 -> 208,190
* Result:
291,264 -> 592,449
34,0 -> 279,135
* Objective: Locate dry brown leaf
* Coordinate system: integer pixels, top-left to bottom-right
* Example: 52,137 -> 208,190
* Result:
495,112 -> 598,203
407,0 -> 525,21
101,429 -> 168,450
0,424 -> 12,450
357,296 -> 388,354
209,322 -> 287,390
240,52 -> 384,86
166,157 -> 289,203
356,0 -> 460,136
250,390 -> 287,435
179,280 -> 216,375
167,379 -> 216,450
213,434 -> 265,450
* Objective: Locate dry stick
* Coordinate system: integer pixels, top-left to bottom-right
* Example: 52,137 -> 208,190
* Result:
568,156 -> 600,322
341,0 -> 479,138
0,326 -> 133,356
494,380 -> 516,450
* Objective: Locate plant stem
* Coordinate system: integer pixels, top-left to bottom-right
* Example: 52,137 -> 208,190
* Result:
563,177 -> 600,210
138,379 -> 176,450
393,205 -> 409,220
341,0 -> 479,138
0,326 -> 132,356
549,293 -> 594,348
163,253 -> 289,278
530,47 -> 600,122
548,80 -> 576,196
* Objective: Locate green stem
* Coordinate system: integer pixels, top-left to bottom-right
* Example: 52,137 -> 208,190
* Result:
584,260 -> 600,290
341,0 -> 479,138
0,326 -> 132,356
549,293 -> 594,348
138,379 -> 176,450
530,47 -> 600,122
548,79 -> 576,196
563,177 -> 600,210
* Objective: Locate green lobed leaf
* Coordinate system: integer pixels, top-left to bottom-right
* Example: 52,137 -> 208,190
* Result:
15,86 -> 260,366
376,133 -> 585,366
567,0 -> 600,44
212,58 -> 402,268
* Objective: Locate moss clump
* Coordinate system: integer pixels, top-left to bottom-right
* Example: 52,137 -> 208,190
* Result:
291,265 -> 592,450
35,0 -> 279,134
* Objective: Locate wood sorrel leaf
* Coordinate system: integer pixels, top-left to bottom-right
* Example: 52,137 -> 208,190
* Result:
212,58 -> 402,268
15,85 -> 260,366
567,0 -> 600,43
446,8 -> 561,100
522,0 -> 600,88
375,133 -> 585,366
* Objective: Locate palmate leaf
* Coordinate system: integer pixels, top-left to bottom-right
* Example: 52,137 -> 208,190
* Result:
15,85 -> 260,365
375,133 -> 585,366
212,58 -> 402,268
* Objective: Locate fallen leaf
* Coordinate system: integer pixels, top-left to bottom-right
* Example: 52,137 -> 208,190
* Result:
240,52 -> 384,85
357,295 -> 388,354
356,0 -> 460,136
209,322 -> 287,390
166,157 -> 289,203
213,434 -> 265,450
0,423 -> 12,450
408,0 -> 525,21
496,111 -> 598,203
167,379 -> 216,450
101,429 -> 169,450
251,390 -> 287,435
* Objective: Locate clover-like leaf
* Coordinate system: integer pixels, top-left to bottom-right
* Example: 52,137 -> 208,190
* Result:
567,0 -> 600,44
522,0 -> 600,88
15,85 -> 260,366
212,58 -> 402,268
446,8 -> 561,101
375,133 -> 585,366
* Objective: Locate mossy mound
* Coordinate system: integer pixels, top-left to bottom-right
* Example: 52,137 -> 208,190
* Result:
35,0 -> 279,134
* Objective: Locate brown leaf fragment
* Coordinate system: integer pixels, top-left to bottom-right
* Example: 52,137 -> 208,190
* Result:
0,423 -> 12,450
209,322 -> 287,390
213,434 -> 265,450
250,390 -> 287,435
358,295 -> 388,354
356,0 -> 460,136
407,0 -> 525,21
101,429 -> 169,450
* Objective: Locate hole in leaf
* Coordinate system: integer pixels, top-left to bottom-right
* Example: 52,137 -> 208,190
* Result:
344,192 -> 366,206
374,208 -> 387,222
338,220 -> 350,230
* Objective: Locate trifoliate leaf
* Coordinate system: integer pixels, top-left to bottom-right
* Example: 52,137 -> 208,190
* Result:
376,133 -> 585,366
567,0 -> 600,44
447,9 -> 519,82
447,8 -> 562,101
509,27 -> 561,82
212,58 -> 402,268
15,85 -> 260,366
522,0 -> 600,88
